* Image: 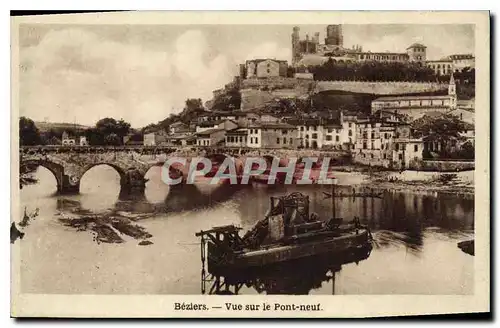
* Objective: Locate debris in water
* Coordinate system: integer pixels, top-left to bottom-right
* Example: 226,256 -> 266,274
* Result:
19,207 -> 39,228
457,239 -> 474,256
57,209 -> 154,245
10,222 -> 25,244
138,240 -> 153,246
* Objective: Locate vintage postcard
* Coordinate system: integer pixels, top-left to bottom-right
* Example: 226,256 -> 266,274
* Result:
11,11 -> 490,318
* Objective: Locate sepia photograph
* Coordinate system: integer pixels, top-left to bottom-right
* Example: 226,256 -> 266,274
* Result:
10,11 -> 490,318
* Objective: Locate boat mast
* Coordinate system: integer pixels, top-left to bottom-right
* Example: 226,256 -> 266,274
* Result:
331,183 -> 335,219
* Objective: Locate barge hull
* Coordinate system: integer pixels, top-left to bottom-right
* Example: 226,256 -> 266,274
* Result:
208,229 -> 370,274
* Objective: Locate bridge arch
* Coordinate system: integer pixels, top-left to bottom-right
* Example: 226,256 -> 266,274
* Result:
20,159 -> 64,192
81,163 -> 128,183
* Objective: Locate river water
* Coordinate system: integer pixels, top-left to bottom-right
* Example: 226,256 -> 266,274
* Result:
18,166 -> 474,295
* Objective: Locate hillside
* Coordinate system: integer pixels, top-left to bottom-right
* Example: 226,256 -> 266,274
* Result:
35,122 -> 91,133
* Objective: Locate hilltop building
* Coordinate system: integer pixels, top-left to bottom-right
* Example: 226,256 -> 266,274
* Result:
426,53 -> 475,75
291,25 -> 427,67
242,59 -> 288,79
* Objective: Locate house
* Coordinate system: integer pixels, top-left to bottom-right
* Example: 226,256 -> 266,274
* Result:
196,128 -> 226,147
289,111 -> 358,150
169,121 -> 189,134
247,122 -> 297,149
79,136 -> 88,146
144,131 -> 167,146
61,131 -> 76,146
244,59 -> 288,79
195,119 -> 238,133
166,133 -> 197,147
294,118 -> 325,149
353,121 -> 424,169
225,128 -> 249,147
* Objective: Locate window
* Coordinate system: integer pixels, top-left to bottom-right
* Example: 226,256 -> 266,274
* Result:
381,144 -> 384,150
371,132 -> 375,139
371,154 -> 374,159
326,135 -> 332,141
300,126 -> 304,131
348,123 -> 352,128
363,142 -> 367,149
398,153 -> 403,160
327,128 -> 332,133
283,137 -> 287,144
336,135 -> 339,142
371,142 -> 375,149
312,133 -> 318,139
384,133 -> 388,139
267,69 -> 270,73
305,135 -> 309,139
396,144 -> 399,151
383,154 -> 387,159
349,138 -> 352,144
414,145 -> 418,152
348,130 -> 352,136
255,137 -> 258,144
289,138 -> 293,144
282,130 -> 288,135
239,136 -> 243,143
312,126 -> 317,131
250,137 -> 253,144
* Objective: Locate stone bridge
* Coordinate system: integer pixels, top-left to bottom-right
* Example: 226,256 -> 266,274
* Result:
19,146 -> 350,194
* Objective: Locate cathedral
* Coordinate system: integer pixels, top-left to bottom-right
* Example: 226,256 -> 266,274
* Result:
291,25 -> 427,68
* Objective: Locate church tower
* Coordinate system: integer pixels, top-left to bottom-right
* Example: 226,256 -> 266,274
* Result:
448,73 -> 457,110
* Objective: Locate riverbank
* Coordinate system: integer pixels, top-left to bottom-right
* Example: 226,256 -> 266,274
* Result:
331,167 -> 474,196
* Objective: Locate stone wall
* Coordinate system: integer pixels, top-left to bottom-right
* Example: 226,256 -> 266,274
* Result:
315,81 -> 447,95
414,159 -> 475,172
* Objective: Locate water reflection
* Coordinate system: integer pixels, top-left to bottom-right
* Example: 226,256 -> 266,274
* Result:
19,167 -> 475,295
206,246 -> 373,295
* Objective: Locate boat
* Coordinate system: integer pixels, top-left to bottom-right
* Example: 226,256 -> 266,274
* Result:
195,190 -> 373,277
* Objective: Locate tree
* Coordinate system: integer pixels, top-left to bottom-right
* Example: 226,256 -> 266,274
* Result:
185,98 -> 203,112
94,118 -> 131,145
412,114 -> 471,157
19,117 -> 41,146
103,133 -> 121,146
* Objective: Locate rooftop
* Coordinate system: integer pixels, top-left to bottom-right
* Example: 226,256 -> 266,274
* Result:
407,43 -> 427,49
248,122 -> 296,130
196,128 -> 224,136
373,95 -> 452,102
246,58 -> 288,64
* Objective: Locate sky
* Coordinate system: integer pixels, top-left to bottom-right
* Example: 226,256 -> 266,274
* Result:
18,24 -> 474,128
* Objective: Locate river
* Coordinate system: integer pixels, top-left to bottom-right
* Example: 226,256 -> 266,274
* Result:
18,165 -> 474,295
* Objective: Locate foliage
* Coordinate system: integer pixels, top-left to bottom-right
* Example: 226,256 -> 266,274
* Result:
309,59 -> 438,82
457,141 -> 475,160
19,117 -> 41,146
411,114 -> 469,144
84,118 -> 131,145
103,133 -> 121,146
95,118 -> 131,138
211,87 -> 241,111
